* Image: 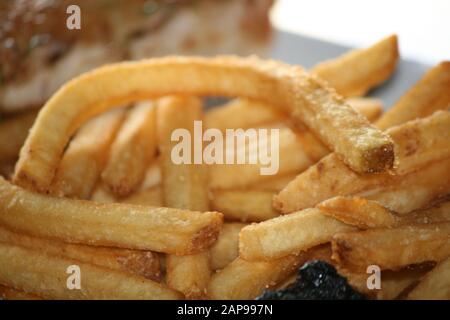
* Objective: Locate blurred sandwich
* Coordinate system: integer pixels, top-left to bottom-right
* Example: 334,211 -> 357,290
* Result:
0,0 -> 274,113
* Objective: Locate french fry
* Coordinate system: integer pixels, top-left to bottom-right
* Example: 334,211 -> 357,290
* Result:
332,222 -> 450,272
248,173 -> 298,192
52,109 -> 125,199
0,111 -> 37,162
239,208 -> 355,261
210,223 -> 247,270
205,98 -> 285,131
208,255 -> 301,300
312,35 -> 399,97
0,225 -> 160,281
317,196 -> 397,229
101,101 -> 157,197
377,61 -> 450,129
0,176 -> 223,254
13,56 -> 394,193
275,112 -> 450,213
408,257 -> 450,300
399,201 -> 450,225
0,285 -> 41,300
0,242 -> 181,300
158,96 -> 211,299
211,190 -> 279,222
389,110 -> 450,174
363,158 -> 450,214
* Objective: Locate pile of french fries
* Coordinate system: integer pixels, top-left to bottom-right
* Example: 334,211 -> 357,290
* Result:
0,35 -> 449,300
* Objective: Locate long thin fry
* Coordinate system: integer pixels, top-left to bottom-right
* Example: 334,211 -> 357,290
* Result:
51,109 -> 125,199
158,96 -> 211,299
377,61 -> 450,129
332,222 -> 450,272
0,242 -> 181,300
211,190 -> 279,222
13,56 -> 394,193
317,196 -> 397,229
312,35 -> 399,97
101,101 -> 157,197
0,225 -> 160,281
210,223 -> 247,270
408,257 -> 450,300
239,208 -> 355,261
0,176 -> 222,254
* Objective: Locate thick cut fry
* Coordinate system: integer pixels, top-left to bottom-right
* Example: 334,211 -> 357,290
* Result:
332,222 -> 450,272
209,127 -> 315,189
239,208 -> 355,261
363,158 -> 450,214
13,56 -> 394,193
205,98 -> 285,131
377,61 -> 450,129
312,35 -> 399,97
210,190 -> 279,222
317,196 -> 397,229
346,97 -> 383,122
0,177 -> 222,254
208,255 -> 302,300
52,109 -> 125,199
275,112 -> 450,213
389,110 -> 450,174
408,257 -> 450,300
0,111 -> 36,162
0,285 -> 41,300
0,242 -> 181,300
158,96 -> 211,299
210,223 -> 247,270
102,101 -> 157,197
0,225 -> 160,281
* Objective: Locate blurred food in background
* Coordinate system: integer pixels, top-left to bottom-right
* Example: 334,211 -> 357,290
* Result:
0,0 -> 274,113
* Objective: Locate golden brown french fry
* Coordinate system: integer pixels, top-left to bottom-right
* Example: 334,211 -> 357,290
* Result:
346,97 -> 383,122
0,111 -> 37,162
210,223 -> 247,270
101,101 -> 157,197
205,98 -> 285,131
210,190 -> 279,222
239,208 -> 355,261
317,196 -> 397,229
158,96 -> 211,299
312,35 -> 399,97
0,225 -> 160,281
408,257 -> 450,300
52,109 -> 125,199
209,127 -> 315,189
0,285 -> 41,300
363,158 -> 450,214
121,186 -> 162,207
208,255 -> 301,300
13,56 -> 394,194
0,176 -> 223,254
377,61 -> 450,129
389,110 -> 450,174
0,242 -> 181,300
275,111 -> 450,213
332,222 -> 450,272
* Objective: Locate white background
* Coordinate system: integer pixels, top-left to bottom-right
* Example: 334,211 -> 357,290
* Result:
271,0 -> 450,65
